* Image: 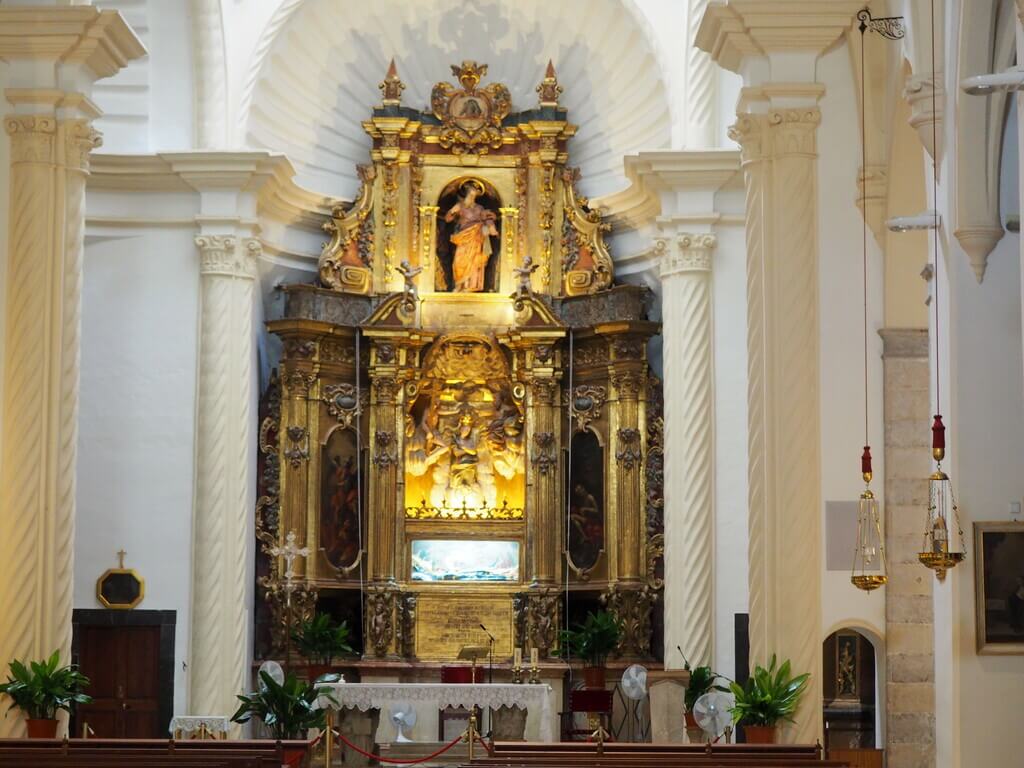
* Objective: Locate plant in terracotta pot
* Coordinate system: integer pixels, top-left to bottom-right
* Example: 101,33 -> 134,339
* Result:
0,651 -> 92,738
291,613 -> 353,681
680,657 -> 728,734
559,610 -> 621,689
728,655 -> 809,744
232,671 -> 337,764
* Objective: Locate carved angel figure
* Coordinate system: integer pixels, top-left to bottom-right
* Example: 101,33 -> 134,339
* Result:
395,259 -> 423,305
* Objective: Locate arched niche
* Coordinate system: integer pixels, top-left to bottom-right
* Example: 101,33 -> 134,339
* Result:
435,176 -> 502,293
822,625 -> 883,752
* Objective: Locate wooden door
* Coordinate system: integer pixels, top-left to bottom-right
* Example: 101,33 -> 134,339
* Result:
75,625 -> 161,738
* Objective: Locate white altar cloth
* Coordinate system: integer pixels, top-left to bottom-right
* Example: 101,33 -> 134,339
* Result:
316,683 -> 556,742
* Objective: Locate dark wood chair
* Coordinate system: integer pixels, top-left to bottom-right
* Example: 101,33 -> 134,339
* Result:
559,689 -> 614,742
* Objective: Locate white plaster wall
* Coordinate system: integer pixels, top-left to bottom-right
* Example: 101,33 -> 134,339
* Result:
944,99 -> 1024,768
816,44 -> 888,647
711,206 -> 749,681
77,213 -> 200,716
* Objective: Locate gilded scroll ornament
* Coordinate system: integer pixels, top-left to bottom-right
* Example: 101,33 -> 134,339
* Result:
431,61 -> 511,155
561,168 -> 614,296
323,383 -> 366,428
566,385 -> 608,433
320,165 -> 375,293
372,430 -> 397,468
366,584 -> 400,657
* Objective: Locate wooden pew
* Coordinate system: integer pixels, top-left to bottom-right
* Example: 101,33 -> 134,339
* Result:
465,741 -> 848,768
0,738 -> 315,767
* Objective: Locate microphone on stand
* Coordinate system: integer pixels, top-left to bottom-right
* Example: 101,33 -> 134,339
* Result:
480,624 -> 496,684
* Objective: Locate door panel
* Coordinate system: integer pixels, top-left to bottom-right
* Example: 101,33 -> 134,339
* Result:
74,624 -> 162,738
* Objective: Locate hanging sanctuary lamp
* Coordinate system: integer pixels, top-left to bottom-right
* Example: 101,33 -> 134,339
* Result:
917,0 -> 965,581
850,9 -> 892,591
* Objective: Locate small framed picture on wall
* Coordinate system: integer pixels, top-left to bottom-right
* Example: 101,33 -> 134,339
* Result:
974,521 -> 1024,654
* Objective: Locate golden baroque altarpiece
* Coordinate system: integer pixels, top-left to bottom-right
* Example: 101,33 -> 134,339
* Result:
255,60 -> 665,665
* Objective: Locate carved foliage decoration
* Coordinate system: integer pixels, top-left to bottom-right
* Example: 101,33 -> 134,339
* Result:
616,428 -> 642,471
284,426 -> 309,468
514,588 -> 561,657
531,431 -> 557,476
645,377 -> 665,589
601,583 -> 657,657
561,167 -> 613,296
431,61 -> 511,155
320,164 -> 375,293
372,430 -> 397,469
366,584 -> 400,657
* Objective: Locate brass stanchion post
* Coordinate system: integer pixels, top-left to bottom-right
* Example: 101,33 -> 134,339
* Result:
324,709 -> 335,768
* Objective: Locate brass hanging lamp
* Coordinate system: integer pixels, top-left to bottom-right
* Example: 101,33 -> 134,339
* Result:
851,14 -> 887,592
916,0 -> 965,581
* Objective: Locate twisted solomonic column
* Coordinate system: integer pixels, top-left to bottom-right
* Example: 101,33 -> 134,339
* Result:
0,114 -> 100,738
660,234 -> 716,671
188,235 -> 259,728
731,107 -> 823,744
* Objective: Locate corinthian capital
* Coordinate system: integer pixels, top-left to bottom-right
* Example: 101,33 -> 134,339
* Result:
195,235 -> 260,278
661,233 -> 716,278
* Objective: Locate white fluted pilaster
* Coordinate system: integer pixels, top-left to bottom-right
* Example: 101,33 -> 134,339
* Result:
661,234 -> 716,670
188,235 -> 259,727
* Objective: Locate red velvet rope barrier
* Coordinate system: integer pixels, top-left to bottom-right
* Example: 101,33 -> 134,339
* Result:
333,729 -> 465,765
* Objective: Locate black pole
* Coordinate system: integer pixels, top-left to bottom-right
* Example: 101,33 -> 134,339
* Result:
480,624 -> 495,684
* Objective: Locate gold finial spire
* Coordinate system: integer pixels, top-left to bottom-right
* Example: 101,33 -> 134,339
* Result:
536,59 -> 562,107
379,58 -> 405,106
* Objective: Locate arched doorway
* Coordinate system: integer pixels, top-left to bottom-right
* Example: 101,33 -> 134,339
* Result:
822,628 -> 877,752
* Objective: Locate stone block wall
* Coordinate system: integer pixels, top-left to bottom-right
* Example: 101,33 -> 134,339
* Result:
880,328 -> 935,768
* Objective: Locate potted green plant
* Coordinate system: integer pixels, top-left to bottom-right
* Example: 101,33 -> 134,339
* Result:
559,610 -> 621,689
291,613 -> 353,681
0,651 -> 92,738
680,658 -> 727,735
728,655 -> 810,744
232,671 -> 337,764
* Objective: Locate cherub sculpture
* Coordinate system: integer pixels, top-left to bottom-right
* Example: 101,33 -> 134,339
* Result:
512,254 -> 539,304
395,259 -> 424,308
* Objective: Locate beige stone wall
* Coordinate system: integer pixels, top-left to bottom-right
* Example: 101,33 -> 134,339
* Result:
880,328 -> 934,768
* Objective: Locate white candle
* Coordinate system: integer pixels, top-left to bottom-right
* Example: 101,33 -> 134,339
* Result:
530,647 -> 539,667
514,648 -> 523,668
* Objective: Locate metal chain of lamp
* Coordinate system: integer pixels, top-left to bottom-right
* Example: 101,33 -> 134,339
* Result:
850,9 -> 903,591
916,0 -> 966,581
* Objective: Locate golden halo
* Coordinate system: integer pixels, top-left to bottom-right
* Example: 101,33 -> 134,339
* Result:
461,178 -> 485,196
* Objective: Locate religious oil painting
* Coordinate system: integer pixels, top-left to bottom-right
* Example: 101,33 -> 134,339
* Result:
320,428 -> 364,571
567,430 -> 605,571
410,539 -> 519,582
974,521 -> 1024,654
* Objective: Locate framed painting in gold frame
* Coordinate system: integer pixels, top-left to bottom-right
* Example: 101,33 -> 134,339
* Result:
974,521 -> 1024,654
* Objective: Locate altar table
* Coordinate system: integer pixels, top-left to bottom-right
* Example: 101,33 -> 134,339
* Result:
316,683 -> 556,742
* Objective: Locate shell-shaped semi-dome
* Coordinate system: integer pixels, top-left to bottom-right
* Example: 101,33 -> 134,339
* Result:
241,0 -> 672,201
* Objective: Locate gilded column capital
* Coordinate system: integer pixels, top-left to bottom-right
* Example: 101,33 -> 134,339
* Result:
661,233 -> 716,278
4,115 -> 56,163
195,235 -> 260,278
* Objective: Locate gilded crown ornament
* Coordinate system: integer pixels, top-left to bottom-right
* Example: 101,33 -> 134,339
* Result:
379,58 -> 405,105
536,60 -> 562,107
